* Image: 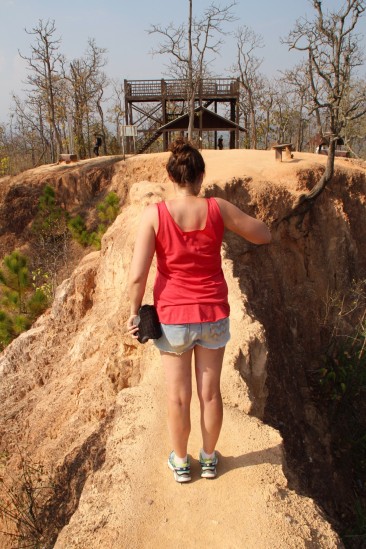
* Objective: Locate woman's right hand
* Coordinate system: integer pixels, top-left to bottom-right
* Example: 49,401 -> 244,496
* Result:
126,315 -> 140,339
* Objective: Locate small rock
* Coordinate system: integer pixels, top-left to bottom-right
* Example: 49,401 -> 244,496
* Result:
285,514 -> 293,524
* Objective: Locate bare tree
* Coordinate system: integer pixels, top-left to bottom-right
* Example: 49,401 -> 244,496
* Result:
280,64 -> 312,151
283,0 -> 366,215
341,76 -> 366,156
255,77 -> 276,150
107,79 -> 125,153
19,19 -> 64,161
17,97 -> 43,155
2,22 -> 110,171
64,39 -> 108,158
149,0 -> 237,141
231,26 -> 264,149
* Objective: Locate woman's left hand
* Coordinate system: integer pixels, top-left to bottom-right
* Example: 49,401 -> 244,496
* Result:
126,315 -> 140,339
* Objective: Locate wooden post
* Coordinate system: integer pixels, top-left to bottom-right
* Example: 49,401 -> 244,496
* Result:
275,148 -> 282,161
162,79 -> 168,152
284,145 -> 293,160
230,99 -> 235,149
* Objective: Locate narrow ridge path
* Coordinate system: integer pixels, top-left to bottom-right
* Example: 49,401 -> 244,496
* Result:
55,346 -> 341,548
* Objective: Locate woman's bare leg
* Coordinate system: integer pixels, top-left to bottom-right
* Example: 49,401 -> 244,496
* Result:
161,349 -> 193,458
194,346 -> 225,454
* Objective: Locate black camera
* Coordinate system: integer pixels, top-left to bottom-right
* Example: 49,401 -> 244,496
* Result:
136,305 -> 162,344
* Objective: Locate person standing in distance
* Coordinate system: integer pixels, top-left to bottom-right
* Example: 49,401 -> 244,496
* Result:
127,139 -> 271,482
93,134 -> 102,156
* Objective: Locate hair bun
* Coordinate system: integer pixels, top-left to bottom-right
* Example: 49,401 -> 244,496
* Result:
169,138 -> 193,156
166,138 -> 205,188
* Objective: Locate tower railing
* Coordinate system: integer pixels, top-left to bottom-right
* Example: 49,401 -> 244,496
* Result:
125,78 -> 239,99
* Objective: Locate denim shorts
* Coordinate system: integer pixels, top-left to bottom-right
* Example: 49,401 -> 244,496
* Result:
154,317 -> 230,355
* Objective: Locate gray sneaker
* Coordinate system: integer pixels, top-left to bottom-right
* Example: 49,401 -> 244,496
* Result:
167,451 -> 191,483
199,451 -> 218,478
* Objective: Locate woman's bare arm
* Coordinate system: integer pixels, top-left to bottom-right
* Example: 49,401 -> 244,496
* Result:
127,205 -> 157,333
215,197 -> 271,244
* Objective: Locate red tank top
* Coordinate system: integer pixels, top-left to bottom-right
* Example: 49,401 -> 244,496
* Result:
154,197 -> 230,324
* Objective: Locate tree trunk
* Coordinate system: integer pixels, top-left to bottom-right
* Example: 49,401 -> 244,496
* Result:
97,95 -> 107,155
264,108 -> 270,150
45,51 -> 63,159
305,138 -> 335,201
249,100 -> 257,149
280,138 -> 336,223
187,0 -> 194,141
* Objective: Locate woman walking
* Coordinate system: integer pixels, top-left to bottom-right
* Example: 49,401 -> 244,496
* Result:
127,139 -> 271,482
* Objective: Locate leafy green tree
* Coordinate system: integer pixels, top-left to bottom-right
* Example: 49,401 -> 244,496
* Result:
31,184 -> 70,295
68,192 -> 120,250
96,192 -> 120,225
0,157 -> 10,176
32,185 -> 68,237
0,251 -> 29,313
0,310 -> 15,348
27,289 -> 49,319
0,251 -> 49,349
67,215 -> 91,246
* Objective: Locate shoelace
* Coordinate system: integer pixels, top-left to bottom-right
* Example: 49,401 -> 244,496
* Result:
175,464 -> 190,472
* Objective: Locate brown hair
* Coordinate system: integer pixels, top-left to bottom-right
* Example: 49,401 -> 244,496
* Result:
166,139 -> 205,191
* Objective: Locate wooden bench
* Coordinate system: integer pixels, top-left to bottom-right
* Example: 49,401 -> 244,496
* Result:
58,153 -> 78,164
320,149 -> 349,158
272,143 -> 294,162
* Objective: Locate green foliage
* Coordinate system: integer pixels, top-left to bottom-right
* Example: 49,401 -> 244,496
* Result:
0,310 -> 14,347
39,184 -> 56,209
0,252 -> 49,350
0,190 -> 120,349
96,191 -> 120,224
0,251 -> 29,313
86,225 -> 105,251
27,289 -> 48,319
67,214 -> 92,246
316,281 -> 366,546
317,331 -> 366,406
12,314 -> 31,335
68,192 -> 120,249
2,251 -> 29,294
32,184 -> 68,239
30,186 -> 70,300
0,309 -> 30,347
1,288 -> 20,311
343,499 -> 366,545
0,156 -> 10,176
31,269 -> 53,303
318,280 -> 366,407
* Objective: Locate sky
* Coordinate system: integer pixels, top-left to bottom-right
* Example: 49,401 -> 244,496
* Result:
0,0 -> 365,122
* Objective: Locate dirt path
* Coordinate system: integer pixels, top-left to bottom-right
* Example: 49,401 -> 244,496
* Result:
55,346 -> 341,549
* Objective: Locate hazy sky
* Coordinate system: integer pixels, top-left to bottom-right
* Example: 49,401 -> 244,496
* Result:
0,0 -> 364,122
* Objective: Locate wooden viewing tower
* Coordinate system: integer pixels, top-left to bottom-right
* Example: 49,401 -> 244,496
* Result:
124,78 -> 244,153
